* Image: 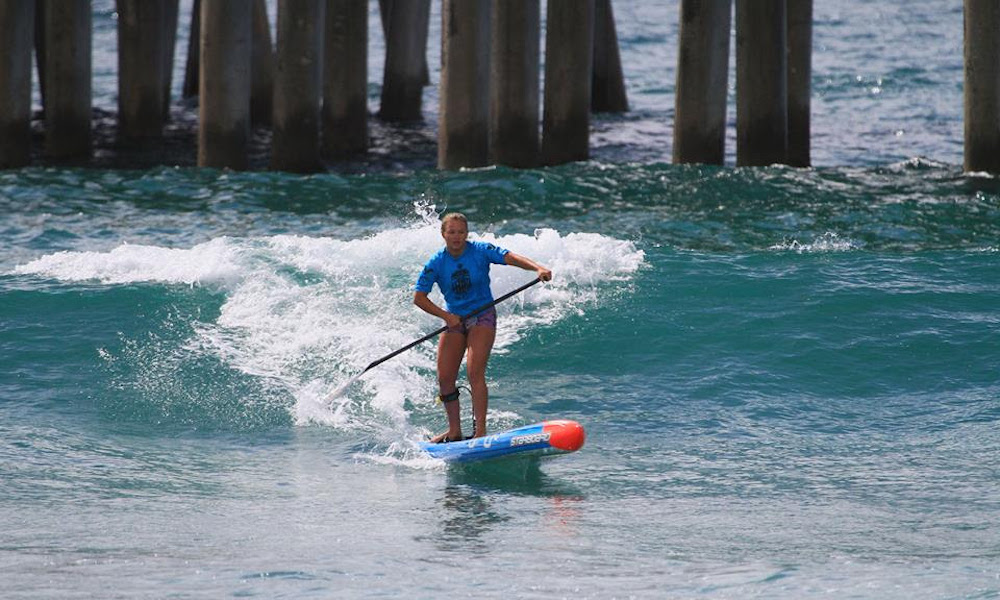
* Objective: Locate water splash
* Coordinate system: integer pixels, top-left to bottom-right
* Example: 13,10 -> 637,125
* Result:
769,232 -> 862,253
13,216 -> 645,452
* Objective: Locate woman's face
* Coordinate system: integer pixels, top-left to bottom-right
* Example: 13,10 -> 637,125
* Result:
442,218 -> 468,254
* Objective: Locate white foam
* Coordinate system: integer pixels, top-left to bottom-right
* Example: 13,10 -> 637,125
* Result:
13,237 -> 245,286
12,219 -> 646,447
769,232 -> 861,253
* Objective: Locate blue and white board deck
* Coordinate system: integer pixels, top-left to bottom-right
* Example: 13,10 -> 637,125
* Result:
420,420 -> 585,464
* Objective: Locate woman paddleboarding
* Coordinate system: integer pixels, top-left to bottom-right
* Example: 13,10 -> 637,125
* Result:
413,213 -> 552,443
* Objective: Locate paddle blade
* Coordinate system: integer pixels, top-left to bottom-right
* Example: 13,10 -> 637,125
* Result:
325,372 -> 362,405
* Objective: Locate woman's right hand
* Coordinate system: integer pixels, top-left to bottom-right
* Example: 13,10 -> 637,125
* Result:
443,313 -> 463,330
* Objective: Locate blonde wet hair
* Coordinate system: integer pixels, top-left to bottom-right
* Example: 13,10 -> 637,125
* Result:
440,212 -> 468,234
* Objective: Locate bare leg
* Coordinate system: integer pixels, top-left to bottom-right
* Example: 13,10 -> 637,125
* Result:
431,330 -> 467,442
465,325 -> 496,437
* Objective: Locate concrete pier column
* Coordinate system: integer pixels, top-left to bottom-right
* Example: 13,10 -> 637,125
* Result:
198,0 -> 251,170
378,0 -> 389,37
380,0 -> 430,122
272,0 -> 324,173
591,0 -> 628,113
162,0 -> 179,119
183,0 -> 200,98
736,0 -> 787,167
379,0 -> 430,86
489,0 -> 540,167
787,0 -> 812,167
0,0 -> 34,168
34,0 -> 46,109
673,0 -> 731,165
964,0 -> 1000,174
438,0 -> 490,169
415,0 -> 431,87
117,0 -> 167,140
44,0 -> 92,160
541,0 -> 595,166
323,0 -> 368,160
250,0 -> 274,125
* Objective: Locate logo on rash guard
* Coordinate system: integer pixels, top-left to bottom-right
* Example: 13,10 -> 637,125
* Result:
451,264 -> 471,297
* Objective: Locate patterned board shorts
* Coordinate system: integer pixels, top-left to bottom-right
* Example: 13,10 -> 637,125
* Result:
446,307 -> 497,335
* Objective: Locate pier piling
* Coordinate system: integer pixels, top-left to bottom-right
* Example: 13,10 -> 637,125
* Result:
34,1 -> 47,110
116,0 -> 167,140
591,0 -> 628,113
198,0 -> 251,170
250,0 -> 274,126
162,0 -> 178,120
736,0 -> 788,167
787,0 -> 812,167
489,0 -> 540,168
0,0 -> 34,168
183,0 -> 200,99
541,0 -> 595,166
44,0 -> 92,161
673,0 -> 731,165
379,0 -> 430,87
323,0 -> 369,160
380,0 -> 430,122
272,0 -> 324,173
964,0 -> 1000,174
438,0 -> 490,169
0,0 -> 833,172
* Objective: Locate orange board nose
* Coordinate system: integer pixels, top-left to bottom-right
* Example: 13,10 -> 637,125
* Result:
544,420 -> 586,452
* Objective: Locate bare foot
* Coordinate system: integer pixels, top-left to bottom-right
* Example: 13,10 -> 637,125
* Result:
430,430 -> 463,444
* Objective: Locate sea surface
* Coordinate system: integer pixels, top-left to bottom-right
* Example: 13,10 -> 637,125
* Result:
3,1 -> 999,598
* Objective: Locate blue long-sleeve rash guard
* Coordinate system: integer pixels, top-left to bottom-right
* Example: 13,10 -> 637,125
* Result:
414,240 -> 510,316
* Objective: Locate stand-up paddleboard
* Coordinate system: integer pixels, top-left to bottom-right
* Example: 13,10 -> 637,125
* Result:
420,420 -> 585,464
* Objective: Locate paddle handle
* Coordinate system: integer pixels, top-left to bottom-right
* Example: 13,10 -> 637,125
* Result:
359,276 -> 543,374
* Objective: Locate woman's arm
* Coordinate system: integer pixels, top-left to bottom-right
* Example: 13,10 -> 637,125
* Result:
504,252 -> 553,281
414,291 -> 463,328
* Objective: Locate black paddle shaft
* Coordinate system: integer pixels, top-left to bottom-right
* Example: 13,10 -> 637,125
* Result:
359,277 -> 542,374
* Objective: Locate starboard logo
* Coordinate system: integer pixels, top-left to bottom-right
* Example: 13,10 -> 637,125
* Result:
466,434 -> 501,449
510,432 -> 550,447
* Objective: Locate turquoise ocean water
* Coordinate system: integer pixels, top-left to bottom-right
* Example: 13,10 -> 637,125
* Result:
3,1 -> 999,598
